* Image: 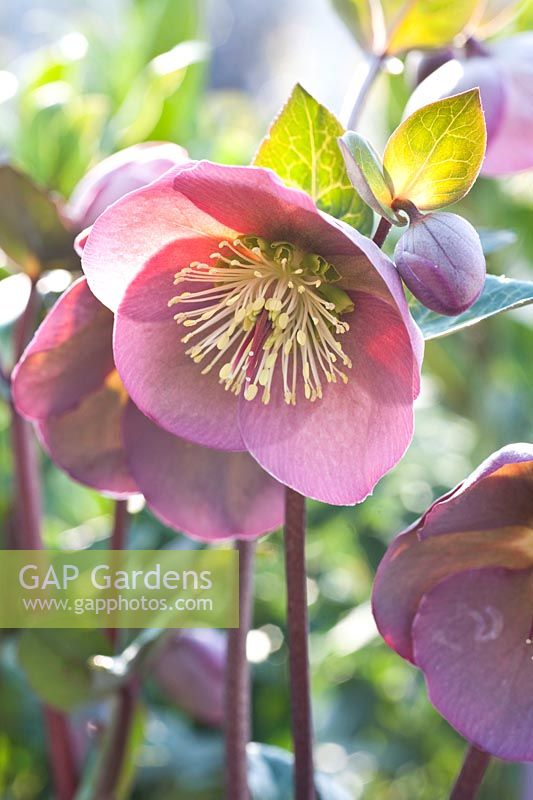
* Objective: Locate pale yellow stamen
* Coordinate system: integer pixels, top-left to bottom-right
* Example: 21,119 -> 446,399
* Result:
168,236 -> 354,405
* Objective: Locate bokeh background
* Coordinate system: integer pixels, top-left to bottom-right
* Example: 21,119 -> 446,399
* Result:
0,0 -> 532,798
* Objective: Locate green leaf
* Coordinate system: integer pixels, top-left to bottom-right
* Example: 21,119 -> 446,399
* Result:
0,166 -> 78,275
18,629 -> 112,711
338,132 -> 403,225
412,274 -> 533,340
383,90 -> 486,212
331,0 -> 478,55
253,84 -> 372,235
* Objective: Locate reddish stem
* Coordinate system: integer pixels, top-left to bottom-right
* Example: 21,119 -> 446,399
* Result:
94,680 -> 140,799
225,538 -> 255,800
284,488 -> 315,800
372,217 -> 392,248
107,499 -> 129,648
450,745 -> 491,800
43,709 -> 78,800
10,286 -> 78,799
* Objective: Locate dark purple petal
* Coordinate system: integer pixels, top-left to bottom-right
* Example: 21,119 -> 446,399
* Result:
372,525 -> 533,662
417,444 -> 533,538
413,567 -> 533,761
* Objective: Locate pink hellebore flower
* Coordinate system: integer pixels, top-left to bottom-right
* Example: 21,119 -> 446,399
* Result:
66,141 -> 189,231
80,161 -> 423,505
406,33 -> 533,176
372,444 -> 533,760
11,277 -> 284,541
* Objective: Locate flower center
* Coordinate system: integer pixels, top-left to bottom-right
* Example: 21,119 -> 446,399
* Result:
168,236 -> 354,405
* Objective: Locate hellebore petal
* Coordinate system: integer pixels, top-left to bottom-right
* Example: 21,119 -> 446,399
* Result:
373,444 -> 533,661
406,34 -> 533,176
413,567 -> 533,761
151,629 -> 225,726
393,212 -> 486,316
122,402 -> 284,541
114,260 -> 245,451
372,524 -> 533,662
37,370 -> 137,497
238,292 -> 418,504
373,445 -> 533,760
418,443 -> 533,537
12,278 -> 115,420
84,160 -> 423,503
82,162 -> 236,313
67,142 -> 189,230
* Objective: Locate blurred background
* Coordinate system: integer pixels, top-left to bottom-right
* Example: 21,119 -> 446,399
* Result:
0,0 -> 532,798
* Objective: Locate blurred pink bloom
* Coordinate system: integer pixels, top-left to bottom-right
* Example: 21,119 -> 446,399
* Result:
12,278 -> 284,542
406,33 -> 533,176
372,444 -> 533,760
151,629 -> 225,726
66,142 -> 189,231
80,161 -> 423,505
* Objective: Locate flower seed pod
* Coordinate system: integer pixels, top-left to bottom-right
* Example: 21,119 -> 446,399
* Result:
394,212 -> 486,315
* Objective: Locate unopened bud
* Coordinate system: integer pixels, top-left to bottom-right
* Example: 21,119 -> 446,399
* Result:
394,212 -> 485,315
151,629 -> 225,726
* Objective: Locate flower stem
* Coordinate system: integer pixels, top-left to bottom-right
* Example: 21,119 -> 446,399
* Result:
284,487 -> 315,800
372,217 -> 392,248
346,54 -> 385,130
44,709 -> 78,800
10,286 -> 78,800
93,680 -> 140,799
107,499 -> 129,649
225,538 -> 255,800
450,745 -> 491,800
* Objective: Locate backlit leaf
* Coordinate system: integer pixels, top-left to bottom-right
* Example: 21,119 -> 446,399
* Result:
384,90 -> 486,211
254,84 -> 372,235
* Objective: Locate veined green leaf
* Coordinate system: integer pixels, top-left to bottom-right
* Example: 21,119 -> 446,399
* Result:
338,132 -> 402,224
254,84 -> 372,235
412,274 -> 533,340
384,90 -> 486,212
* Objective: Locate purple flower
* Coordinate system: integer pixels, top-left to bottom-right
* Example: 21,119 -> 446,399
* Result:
12,278 -> 284,541
394,212 -> 486,315
151,629 -> 225,726
372,444 -> 533,760
80,161 -> 424,505
406,33 -> 533,176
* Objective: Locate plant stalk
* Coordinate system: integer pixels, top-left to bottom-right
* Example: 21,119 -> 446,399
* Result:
372,216 -> 392,248
284,487 -> 315,800
225,538 -> 255,800
10,285 -> 78,799
450,745 -> 491,800
346,54 -> 385,130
